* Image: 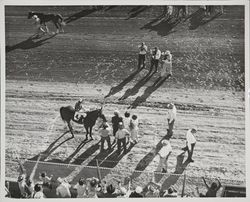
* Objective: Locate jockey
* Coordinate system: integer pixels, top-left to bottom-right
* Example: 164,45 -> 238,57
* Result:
74,98 -> 87,121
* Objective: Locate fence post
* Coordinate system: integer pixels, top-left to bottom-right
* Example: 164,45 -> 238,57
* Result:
96,159 -> 102,181
181,172 -> 187,197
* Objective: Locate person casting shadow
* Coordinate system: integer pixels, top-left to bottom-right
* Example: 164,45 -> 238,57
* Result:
118,70 -> 155,101
104,69 -> 142,98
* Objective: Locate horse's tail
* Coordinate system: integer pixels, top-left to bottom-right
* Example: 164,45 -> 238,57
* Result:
60,107 -> 66,122
56,14 -> 66,25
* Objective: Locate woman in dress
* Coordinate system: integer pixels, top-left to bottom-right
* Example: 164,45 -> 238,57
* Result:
161,50 -> 172,78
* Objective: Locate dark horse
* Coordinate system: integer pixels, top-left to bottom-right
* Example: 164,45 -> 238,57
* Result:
60,106 -> 106,141
28,11 -> 65,33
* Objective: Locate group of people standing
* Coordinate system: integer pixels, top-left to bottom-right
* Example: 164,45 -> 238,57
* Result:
137,42 -> 173,79
98,110 -> 139,155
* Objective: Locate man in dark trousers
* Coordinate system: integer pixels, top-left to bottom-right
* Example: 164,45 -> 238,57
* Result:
111,110 -> 123,136
137,42 -> 148,70
182,127 -> 197,162
150,47 -> 161,73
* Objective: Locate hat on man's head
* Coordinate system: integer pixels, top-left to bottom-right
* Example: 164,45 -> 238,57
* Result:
114,110 -> 120,115
135,186 -> 143,194
167,103 -> 174,109
165,50 -> 171,55
57,177 -> 64,183
162,139 -> 170,146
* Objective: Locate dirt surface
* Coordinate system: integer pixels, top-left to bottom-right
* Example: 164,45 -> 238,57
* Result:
5,6 -> 245,196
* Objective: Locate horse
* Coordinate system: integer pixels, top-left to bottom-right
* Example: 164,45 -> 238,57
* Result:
28,11 -> 65,34
60,105 -> 106,141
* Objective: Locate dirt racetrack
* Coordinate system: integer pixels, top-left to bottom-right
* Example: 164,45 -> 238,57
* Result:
5,6 -> 245,196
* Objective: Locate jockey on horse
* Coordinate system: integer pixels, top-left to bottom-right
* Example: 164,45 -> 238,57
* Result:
74,98 -> 88,121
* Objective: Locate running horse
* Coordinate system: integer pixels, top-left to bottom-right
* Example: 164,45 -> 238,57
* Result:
28,11 -> 65,33
60,105 -> 106,141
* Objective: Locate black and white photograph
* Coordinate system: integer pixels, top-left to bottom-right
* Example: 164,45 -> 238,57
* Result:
1,0 -> 249,199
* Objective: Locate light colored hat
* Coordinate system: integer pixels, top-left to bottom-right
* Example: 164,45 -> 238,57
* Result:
162,139 -> 170,145
57,177 -> 64,183
79,98 -> 83,102
120,187 -> 127,195
165,50 -> 171,55
135,186 -> 143,194
114,110 -> 120,115
167,103 -> 173,109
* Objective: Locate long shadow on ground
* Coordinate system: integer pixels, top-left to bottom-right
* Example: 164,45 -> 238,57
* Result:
126,6 -> 150,19
6,34 -> 56,52
70,141 -> 101,165
127,132 -> 172,182
29,131 -> 73,162
104,69 -> 142,98
141,15 -> 179,36
118,70 -> 156,101
188,8 -> 221,30
64,7 -> 101,24
128,76 -> 168,109
159,152 -> 190,191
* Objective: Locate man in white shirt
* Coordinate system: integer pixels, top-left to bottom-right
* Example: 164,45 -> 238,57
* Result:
115,122 -> 131,155
150,47 -> 161,73
56,177 -> 71,198
99,122 -> 112,152
182,127 -> 197,162
167,103 -> 177,137
155,139 -> 172,173
138,42 -> 148,70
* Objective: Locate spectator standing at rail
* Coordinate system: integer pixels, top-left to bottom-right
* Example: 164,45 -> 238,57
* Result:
155,139 -> 172,173
73,177 -> 87,198
166,103 -> 176,136
86,177 -> 99,198
115,122 -> 131,155
150,47 -> 161,73
33,184 -> 46,198
112,110 -> 123,137
129,186 -> 144,197
138,42 -> 148,70
130,114 -> 139,144
102,184 -> 118,198
39,172 -> 53,189
145,184 -> 160,197
99,122 -> 112,152
56,177 -> 71,198
182,127 -> 198,162
197,177 -> 222,197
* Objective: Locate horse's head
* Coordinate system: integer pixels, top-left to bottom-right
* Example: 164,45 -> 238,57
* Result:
97,106 -> 107,122
27,11 -> 34,19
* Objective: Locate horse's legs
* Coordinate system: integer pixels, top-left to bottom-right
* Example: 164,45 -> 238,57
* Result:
67,122 -> 74,138
54,22 -> 60,34
44,24 -> 49,33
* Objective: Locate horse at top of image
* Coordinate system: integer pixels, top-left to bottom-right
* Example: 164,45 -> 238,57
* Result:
60,105 -> 106,141
28,11 -> 65,34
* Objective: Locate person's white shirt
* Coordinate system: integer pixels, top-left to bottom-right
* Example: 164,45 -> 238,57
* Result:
123,117 -> 131,130
186,129 -> 196,150
151,49 -> 161,60
74,183 -> 87,198
167,105 -> 176,122
56,182 -> 71,198
138,44 -> 148,55
158,143 -> 172,158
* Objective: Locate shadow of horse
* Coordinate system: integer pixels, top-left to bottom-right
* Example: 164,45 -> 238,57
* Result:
141,14 -> 179,37
118,70 -> 155,101
129,76 -> 168,109
127,133 -> 170,182
70,141 -> 101,165
64,7 -> 104,24
126,6 -> 150,19
6,34 -> 56,52
104,69 -> 142,98
160,152 -> 190,191
29,131 -> 73,161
